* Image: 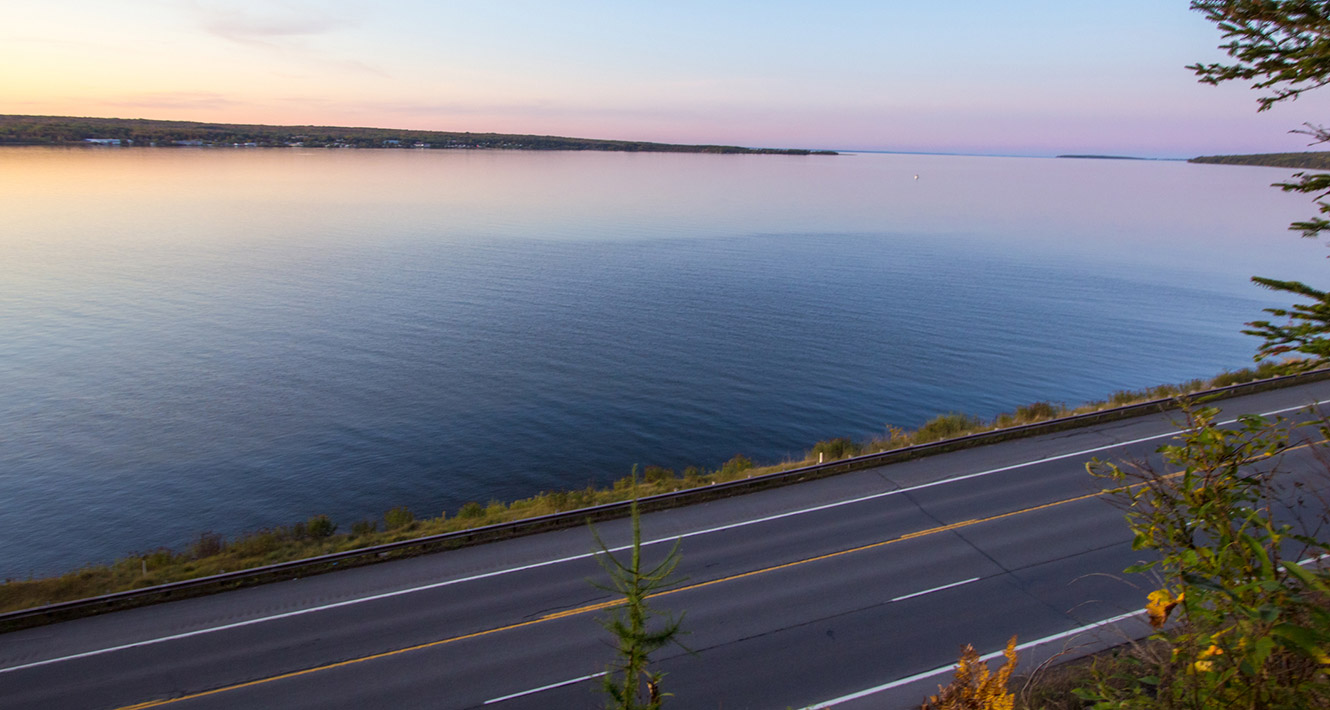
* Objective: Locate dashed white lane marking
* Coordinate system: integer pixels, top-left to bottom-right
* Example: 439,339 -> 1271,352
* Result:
483,671 -> 607,705
890,577 -> 980,602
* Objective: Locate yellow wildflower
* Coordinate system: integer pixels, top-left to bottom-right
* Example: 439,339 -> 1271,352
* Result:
1146,589 -> 1184,629
1192,644 -> 1223,673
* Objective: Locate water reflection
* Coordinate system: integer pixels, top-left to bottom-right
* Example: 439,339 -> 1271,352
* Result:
0,146 -> 1320,576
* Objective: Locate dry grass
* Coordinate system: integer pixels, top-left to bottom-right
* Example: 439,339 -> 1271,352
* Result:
1012,638 -> 1172,710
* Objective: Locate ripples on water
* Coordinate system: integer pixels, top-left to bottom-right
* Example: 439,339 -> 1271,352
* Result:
0,147 -> 1322,576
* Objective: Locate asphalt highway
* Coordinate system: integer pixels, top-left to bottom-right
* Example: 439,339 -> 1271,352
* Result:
3,381 -> 1329,709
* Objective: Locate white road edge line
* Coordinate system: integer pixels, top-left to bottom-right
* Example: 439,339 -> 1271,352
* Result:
3,397 -> 1324,675
796,610 -> 1147,709
890,577 -> 980,603
805,546 -> 1330,708
1295,552 -> 1330,567
810,550 -> 1330,708
484,670 -> 607,705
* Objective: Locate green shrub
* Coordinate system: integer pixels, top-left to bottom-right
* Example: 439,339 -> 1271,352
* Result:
383,506 -> 415,530
1210,370 -> 1249,388
189,532 -> 225,559
545,489 -> 570,511
350,518 -> 377,536
230,530 -> 281,557
1208,363 -> 1288,388
1107,389 -> 1138,406
811,437 -> 860,461
1145,384 -> 1181,399
1179,377 -> 1207,392
143,549 -> 174,568
719,454 -> 753,477
568,488 -> 595,509
914,413 -> 983,443
305,515 -> 336,539
1015,401 -> 1061,422
642,466 -> 675,484
1254,360 -> 1291,378
457,501 -> 484,519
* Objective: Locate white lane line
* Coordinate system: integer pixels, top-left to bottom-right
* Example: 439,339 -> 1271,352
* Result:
890,577 -> 980,603
1295,552 -> 1330,567
797,610 -> 1147,709
4,397 -> 1324,675
484,671 -> 607,705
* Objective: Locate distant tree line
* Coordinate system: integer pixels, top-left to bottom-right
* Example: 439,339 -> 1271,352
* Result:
1189,151 -> 1330,169
0,115 -> 836,155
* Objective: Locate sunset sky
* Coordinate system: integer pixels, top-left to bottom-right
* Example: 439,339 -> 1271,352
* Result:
5,0 -> 1330,157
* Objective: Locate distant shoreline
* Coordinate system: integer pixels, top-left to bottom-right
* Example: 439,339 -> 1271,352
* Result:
1189,151 -> 1330,170
0,114 -> 837,156
1056,154 -> 1148,160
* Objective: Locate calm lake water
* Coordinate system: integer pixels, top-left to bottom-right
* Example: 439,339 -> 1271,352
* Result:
0,146 -> 1323,577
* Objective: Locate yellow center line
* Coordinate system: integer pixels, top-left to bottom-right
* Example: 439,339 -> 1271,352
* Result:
115,486 -> 1114,709
115,439 -> 1323,708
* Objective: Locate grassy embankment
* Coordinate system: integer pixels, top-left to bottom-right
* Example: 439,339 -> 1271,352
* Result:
0,361 -> 1296,614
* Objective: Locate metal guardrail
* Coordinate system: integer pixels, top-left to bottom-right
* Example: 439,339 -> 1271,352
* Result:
4,367 -> 1329,630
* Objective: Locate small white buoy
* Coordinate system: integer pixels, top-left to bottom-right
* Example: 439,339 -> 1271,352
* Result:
913,174 -> 919,180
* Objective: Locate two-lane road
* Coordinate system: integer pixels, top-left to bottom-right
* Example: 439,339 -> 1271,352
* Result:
4,381 -> 1329,709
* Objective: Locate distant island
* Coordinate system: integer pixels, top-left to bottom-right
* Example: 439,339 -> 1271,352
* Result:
1056,154 -> 1148,160
0,115 -> 836,156
1189,151 -> 1330,169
